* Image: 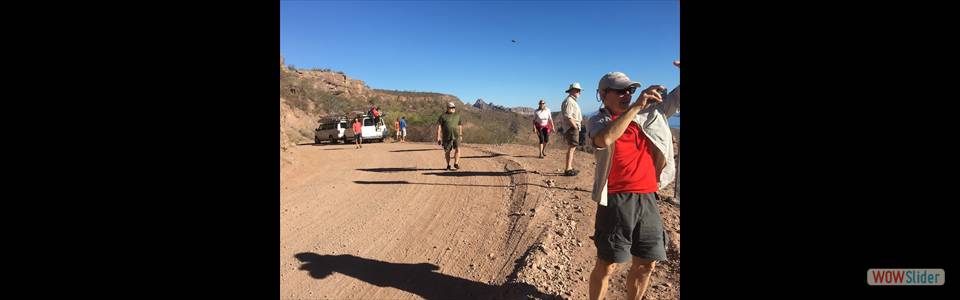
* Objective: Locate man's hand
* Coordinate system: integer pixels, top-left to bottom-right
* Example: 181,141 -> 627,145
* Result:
632,85 -> 666,110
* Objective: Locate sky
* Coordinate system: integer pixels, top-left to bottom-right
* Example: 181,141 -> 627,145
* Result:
280,0 -> 680,115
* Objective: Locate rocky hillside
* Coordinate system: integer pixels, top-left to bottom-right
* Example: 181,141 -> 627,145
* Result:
280,55 -> 536,145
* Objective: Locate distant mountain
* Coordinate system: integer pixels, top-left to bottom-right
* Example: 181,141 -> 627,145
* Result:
472,98 -> 494,110
509,106 -> 536,115
471,99 -> 535,115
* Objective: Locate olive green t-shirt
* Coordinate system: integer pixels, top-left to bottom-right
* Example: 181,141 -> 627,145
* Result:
437,112 -> 462,141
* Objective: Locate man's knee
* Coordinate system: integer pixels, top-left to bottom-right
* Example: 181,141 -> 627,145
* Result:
593,258 -> 618,276
630,258 -> 657,275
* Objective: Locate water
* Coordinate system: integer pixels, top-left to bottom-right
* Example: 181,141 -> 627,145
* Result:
583,111 -> 680,128
669,115 -> 680,128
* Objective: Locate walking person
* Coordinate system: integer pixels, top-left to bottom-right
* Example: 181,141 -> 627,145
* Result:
436,102 -> 463,171
532,99 -> 555,158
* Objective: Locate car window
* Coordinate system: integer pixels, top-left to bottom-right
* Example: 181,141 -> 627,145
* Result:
363,118 -> 374,126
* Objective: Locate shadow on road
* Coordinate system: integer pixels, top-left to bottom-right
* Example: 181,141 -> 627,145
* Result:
294,253 -> 560,300
357,167 -> 447,173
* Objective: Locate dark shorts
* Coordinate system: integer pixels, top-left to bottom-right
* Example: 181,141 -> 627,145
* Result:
354,134 -> 362,142
593,192 -> 668,263
537,127 -> 550,144
578,126 -> 587,146
563,127 -> 580,146
442,138 -> 460,151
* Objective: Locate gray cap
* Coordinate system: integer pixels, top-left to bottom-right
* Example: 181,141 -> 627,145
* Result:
447,102 -> 456,108
598,72 -> 641,91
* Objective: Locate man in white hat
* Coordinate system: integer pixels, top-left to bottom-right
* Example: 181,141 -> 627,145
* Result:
436,101 -> 463,170
560,82 -> 583,176
586,61 -> 680,300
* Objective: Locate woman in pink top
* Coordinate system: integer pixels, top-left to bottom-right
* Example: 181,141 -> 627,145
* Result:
532,99 -> 555,158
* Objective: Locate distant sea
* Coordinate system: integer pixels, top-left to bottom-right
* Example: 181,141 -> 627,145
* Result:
582,111 -> 680,128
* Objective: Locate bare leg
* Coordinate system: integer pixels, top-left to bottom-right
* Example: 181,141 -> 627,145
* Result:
626,258 -> 657,300
445,149 -> 451,167
566,145 -> 576,170
454,147 -> 461,166
589,258 -> 618,300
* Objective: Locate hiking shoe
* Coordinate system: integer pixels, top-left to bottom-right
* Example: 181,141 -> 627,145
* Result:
453,163 -> 460,170
564,169 -> 579,176
446,165 -> 453,171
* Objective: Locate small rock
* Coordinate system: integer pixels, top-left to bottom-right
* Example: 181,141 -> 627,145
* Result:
446,247 -> 452,251
488,253 -> 496,259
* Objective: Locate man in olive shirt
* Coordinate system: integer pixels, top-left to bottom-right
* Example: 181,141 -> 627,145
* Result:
436,102 -> 463,171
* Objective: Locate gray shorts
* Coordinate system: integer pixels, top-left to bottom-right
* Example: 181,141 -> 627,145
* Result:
593,192 -> 668,263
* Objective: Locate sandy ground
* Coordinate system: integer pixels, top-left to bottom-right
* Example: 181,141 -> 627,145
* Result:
280,140 -> 679,299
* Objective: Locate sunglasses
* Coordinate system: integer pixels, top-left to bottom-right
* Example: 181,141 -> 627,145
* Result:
605,87 -> 637,96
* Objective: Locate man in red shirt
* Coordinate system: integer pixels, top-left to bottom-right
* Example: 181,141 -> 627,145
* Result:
586,62 -> 680,300
371,106 -> 382,130
352,117 -> 363,149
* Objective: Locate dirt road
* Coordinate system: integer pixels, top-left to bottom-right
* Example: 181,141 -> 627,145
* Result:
280,141 -> 680,299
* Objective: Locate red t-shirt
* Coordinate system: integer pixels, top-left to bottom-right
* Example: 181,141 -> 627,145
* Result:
353,121 -> 362,133
606,114 -> 658,194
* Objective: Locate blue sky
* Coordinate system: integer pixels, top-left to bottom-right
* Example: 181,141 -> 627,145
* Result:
281,0 -> 679,114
